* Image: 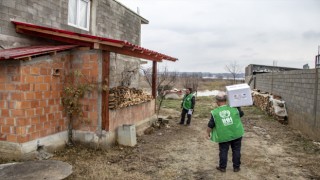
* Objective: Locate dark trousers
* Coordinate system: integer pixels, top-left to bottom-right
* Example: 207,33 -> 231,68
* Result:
180,108 -> 191,125
218,137 -> 242,169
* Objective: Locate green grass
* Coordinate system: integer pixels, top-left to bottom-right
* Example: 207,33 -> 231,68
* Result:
161,96 -> 216,119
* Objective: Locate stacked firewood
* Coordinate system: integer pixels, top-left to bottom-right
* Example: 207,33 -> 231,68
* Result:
252,90 -> 288,124
108,86 -> 153,109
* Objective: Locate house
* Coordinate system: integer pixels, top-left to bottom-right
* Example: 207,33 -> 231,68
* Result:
0,0 -> 177,159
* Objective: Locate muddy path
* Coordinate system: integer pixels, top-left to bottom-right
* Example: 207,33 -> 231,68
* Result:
51,104 -> 320,180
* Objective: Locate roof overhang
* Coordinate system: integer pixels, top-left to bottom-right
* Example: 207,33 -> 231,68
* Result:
11,21 -> 177,62
0,45 -> 78,60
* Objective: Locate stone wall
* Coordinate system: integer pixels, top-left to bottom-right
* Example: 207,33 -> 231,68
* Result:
246,69 -> 320,141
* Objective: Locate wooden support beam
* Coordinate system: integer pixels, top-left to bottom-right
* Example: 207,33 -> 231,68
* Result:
100,45 -> 162,62
152,61 -> 157,98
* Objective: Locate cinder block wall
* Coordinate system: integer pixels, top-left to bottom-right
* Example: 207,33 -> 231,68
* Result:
253,69 -> 320,140
0,52 -> 71,144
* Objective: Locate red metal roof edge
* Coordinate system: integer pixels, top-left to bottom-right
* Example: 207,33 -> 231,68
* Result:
11,21 -> 178,61
0,45 -> 78,60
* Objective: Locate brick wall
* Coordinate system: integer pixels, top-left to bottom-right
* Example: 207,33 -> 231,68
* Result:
69,49 -> 102,132
248,69 -> 320,140
0,52 -> 71,143
109,99 -> 156,131
0,0 -> 143,89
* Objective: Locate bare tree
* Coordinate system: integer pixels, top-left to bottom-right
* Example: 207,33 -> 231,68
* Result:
225,61 -> 242,84
140,65 -> 177,117
140,66 -> 177,94
181,72 -> 202,95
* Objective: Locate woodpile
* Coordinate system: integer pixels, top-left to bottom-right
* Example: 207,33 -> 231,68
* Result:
252,90 -> 288,124
108,86 -> 153,109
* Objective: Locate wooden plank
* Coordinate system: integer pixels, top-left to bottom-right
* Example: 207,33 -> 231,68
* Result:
152,61 -> 157,98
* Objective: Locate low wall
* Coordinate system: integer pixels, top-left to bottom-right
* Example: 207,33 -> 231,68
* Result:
246,69 -> 320,141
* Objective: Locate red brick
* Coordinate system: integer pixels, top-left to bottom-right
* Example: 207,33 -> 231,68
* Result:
40,115 -> 47,123
39,130 -> 47,137
11,109 -> 25,117
31,101 -> 39,108
44,107 -> 50,113
48,99 -> 54,106
40,68 -> 49,75
26,125 -> 35,133
43,91 -> 51,99
11,76 -> 21,82
0,84 -> 5,90
36,123 -> 43,131
90,54 -> 98,61
44,122 -> 50,129
0,133 -> 7,141
26,109 -> 35,116
35,108 -> 44,115
30,132 -> 39,140
21,67 -> 30,75
6,118 -> 15,126
2,125 -> 10,133
6,84 -> 16,90
6,134 -> 17,142
16,126 -> 26,135
48,114 -> 54,121
11,92 -> 22,100
0,100 -> 5,108
1,109 -> 9,117
31,116 -> 40,124
25,76 -> 36,83
44,76 -> 51,83
30,67 -> 40,75
16,118 -> 27,126
35,92 -> 42,99
24,92 -> 35,100
15,101 -> 31,109
17,134 -> 30,143
39,100 -> 47,107
35,76 -> 44,83
20,84 -> 31,91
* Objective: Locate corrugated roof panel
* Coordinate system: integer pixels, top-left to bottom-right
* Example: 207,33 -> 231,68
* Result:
0,45 -> 78,60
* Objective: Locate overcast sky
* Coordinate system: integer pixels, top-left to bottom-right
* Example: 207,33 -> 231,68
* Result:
116,0 -> 320,73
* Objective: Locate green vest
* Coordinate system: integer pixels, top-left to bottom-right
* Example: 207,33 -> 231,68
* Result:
182,93 -> 194,110
210,105 -> 244,143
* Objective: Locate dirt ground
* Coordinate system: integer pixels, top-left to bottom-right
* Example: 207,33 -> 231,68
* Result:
49,100 -> 320,180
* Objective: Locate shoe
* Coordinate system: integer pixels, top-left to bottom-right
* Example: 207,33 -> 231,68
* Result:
216,166 -> 226,172
233,167 -> 240,172
177,122 -> 184,125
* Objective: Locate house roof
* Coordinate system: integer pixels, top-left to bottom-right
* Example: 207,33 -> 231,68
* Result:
0,45 -> 78,60
11,21 -> 177,62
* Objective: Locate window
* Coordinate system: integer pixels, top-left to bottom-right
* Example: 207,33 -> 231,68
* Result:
68,0 -> 90,30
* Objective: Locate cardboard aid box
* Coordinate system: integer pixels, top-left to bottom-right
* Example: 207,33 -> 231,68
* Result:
226,83 -> 253,107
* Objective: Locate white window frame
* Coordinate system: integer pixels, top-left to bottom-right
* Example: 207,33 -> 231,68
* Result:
68,0 -> 91,31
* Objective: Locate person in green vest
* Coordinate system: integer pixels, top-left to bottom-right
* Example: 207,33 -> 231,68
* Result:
206,91 -> 244,173
178,88 -> 195,126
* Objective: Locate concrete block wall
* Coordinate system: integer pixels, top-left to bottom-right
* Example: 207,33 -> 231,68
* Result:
253,69 -> 320,141
0,52 -> 71,144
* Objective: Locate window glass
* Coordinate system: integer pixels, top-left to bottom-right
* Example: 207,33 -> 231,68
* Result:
68,0 -> 90,30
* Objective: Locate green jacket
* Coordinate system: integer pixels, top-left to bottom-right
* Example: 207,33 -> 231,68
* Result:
182,93 -> 194,110
210,105 -> 244,143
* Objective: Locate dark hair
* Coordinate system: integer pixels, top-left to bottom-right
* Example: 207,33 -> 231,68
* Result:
187,88 -> 192,92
